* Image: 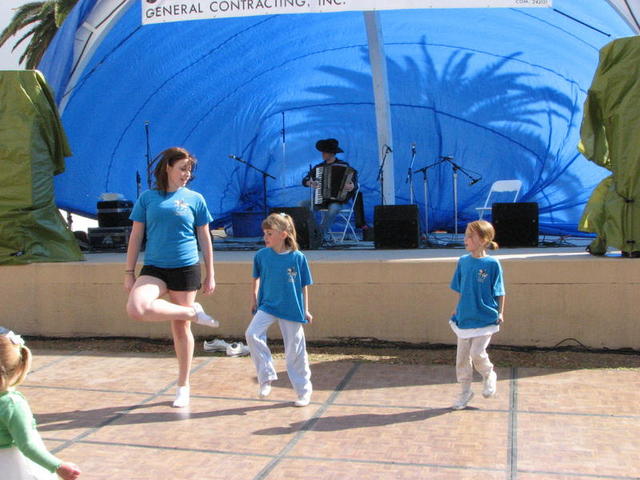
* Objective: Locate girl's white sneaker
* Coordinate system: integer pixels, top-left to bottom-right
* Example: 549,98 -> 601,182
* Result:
172,386 -> 190,408
258,382 -> 272,398
192,303 -> 219,328
294,393 -> 311,407
452,390 -> 474,410
203,338 -> 229,352
482,371 -> 497,398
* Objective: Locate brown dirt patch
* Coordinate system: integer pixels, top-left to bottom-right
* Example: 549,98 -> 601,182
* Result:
25,337 -> 640,370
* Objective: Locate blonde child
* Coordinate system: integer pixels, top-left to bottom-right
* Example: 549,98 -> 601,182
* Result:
245,213 -> 313,407
0,328 -> 81,480
449,220 -> 505,410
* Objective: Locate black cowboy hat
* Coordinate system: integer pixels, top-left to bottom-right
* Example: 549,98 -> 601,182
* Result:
315,138 -> 344,154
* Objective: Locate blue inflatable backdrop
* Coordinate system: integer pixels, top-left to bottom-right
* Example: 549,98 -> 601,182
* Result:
40,1 -> 635,234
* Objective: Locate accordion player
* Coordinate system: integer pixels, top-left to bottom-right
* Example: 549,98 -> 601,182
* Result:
300,138 -> 359,238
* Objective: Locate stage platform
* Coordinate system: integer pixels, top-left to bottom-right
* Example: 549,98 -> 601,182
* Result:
2,241 -> 639,349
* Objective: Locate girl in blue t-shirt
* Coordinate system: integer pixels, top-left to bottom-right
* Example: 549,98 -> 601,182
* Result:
124,147 -> 218,408
245,213 -> 314,407
449,220 -> 505,410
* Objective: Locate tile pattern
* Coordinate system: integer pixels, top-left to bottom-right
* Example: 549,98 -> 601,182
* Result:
17,351 -> 640,480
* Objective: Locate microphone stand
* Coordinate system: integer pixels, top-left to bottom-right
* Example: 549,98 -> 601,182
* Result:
440,156 -> 481,237
144,121 -> 152,189
281,112 -> 286,188
308,164 -> 314,210
413,158 -> 446,245
228,155 -> 276,217
407,145 -> 417,204
377,145 -> 391,205
136,171 -> 142,198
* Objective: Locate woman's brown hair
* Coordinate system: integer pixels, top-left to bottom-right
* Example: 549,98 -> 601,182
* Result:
152,147 -> 197,193
261,213 -> 300,251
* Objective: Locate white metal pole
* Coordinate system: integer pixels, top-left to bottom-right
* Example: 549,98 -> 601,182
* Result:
364,11 -> 395,205
453,168 -> 459,236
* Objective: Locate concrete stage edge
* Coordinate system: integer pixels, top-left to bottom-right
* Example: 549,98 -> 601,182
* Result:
2,248 -> 638,349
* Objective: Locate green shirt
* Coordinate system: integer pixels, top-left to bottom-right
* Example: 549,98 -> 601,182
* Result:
0,390 -> 61,472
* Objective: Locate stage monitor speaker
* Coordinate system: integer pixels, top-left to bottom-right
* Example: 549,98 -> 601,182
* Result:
97,200 -> 133,227
269,207 -> 322,250
492,202 -> 539,247
373,204 -> 420,249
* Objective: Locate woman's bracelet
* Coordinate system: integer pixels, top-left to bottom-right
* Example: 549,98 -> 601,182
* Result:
125,269 -> 135,274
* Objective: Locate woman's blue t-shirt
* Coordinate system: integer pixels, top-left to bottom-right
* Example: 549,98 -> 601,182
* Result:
450,254 -> 505,329
253,248 -> 313,323
130,188 -> 213,268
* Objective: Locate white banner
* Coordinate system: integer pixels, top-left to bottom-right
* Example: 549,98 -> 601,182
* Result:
142,0 -> 551,25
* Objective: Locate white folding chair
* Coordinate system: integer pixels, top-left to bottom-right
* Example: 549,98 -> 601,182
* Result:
476,180 -> 522,219
328,187 -> 361,243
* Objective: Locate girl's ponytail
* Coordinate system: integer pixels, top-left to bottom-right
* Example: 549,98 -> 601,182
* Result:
0,334 -> 32,390
13,345 -> 32,387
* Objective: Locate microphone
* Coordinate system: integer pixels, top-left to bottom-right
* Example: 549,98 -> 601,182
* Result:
411,143 -> 416,155
469,178 -> 481,186
228,154 -> 239,160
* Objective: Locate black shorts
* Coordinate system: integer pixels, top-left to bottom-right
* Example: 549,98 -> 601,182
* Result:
140,264 -> 201,292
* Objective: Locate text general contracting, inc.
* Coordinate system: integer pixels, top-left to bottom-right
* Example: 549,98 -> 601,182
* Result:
144,0 -> 345,20
142,0 -> 551,24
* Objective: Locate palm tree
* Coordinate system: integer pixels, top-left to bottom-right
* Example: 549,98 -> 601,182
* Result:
0,1 -> 79,70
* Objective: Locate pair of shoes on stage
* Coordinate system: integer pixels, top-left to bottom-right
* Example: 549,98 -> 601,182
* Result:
173,385 -> 190,408
225,342 -> 250,357
203,339 -> 250,357
193,302 -> 219,328
203,338 -> 229,352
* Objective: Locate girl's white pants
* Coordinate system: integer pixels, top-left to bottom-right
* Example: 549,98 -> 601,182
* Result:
245,309 -> 312,397
456,334 -> 494,386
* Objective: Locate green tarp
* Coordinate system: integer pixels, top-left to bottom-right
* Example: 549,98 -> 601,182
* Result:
0,70 -> 83,265
578,36 -> 640,255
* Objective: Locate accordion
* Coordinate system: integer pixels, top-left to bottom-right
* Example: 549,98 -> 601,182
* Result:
314,163 -> 356,205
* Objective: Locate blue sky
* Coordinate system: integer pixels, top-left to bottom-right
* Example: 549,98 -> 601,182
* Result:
0,0 -> 29,69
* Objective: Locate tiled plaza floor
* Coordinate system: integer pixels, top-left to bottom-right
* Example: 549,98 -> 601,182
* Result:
22,350 -> 640,480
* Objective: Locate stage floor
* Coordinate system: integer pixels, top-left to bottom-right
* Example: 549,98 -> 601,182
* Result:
83,238 -> 598,264
26,348 -> 640,480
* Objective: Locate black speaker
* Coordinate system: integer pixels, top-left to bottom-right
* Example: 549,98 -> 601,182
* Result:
97,200 -> 133,227
269,207 -> 322,250
373,204 -> 420,249
87,226 -> 132,250
492,202 -> 539,247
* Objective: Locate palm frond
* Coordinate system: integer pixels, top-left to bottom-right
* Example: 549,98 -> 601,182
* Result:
0,2 -> 45,46
2,0 -> 80,69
